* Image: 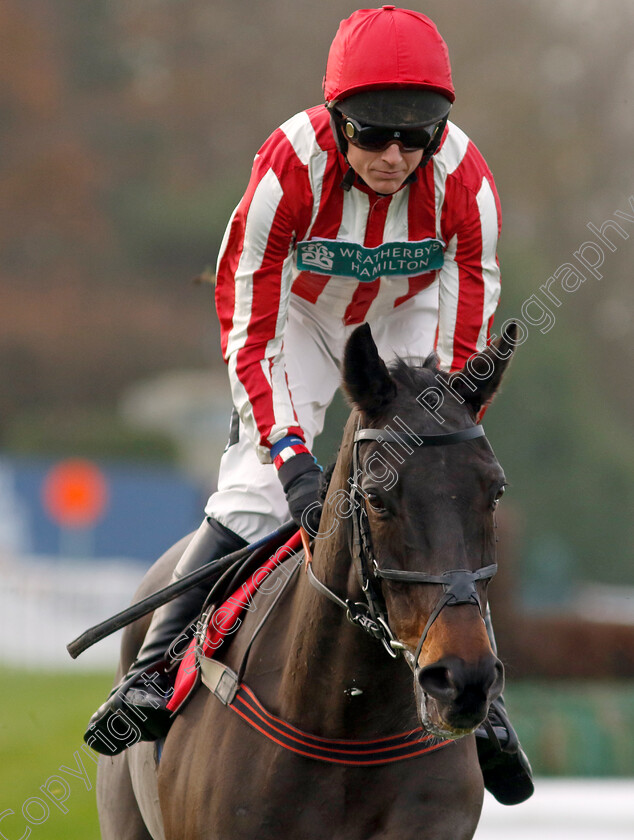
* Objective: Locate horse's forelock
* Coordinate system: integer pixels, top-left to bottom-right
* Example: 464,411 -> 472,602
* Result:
388,356 -> 444,397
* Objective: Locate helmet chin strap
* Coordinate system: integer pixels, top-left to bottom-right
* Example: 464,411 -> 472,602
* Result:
339,165 -> 357,191
419,115 -> 449,167
328,108 -> 355,191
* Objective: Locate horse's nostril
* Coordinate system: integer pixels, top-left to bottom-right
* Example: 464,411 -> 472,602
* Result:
418,655 -> 504,709
418,664 -> 455,702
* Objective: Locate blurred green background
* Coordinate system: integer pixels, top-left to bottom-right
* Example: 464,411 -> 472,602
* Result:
2,0 -> 634,835
0,671 -> 109,839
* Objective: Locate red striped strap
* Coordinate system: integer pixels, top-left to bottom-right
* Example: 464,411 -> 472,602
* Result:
228,683 -> 453,766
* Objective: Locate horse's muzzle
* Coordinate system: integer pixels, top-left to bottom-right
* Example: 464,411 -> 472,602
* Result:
415,653 -> 504,738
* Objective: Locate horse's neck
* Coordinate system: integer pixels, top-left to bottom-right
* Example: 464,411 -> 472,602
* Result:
276,434 -> 415,738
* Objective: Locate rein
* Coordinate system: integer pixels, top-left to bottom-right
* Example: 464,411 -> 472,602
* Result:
305,421 -> 497,669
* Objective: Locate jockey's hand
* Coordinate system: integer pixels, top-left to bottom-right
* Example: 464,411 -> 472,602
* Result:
285,466 -> 323,535
275,450 -> 323,536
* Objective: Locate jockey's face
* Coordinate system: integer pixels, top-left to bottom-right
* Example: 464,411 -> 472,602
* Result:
346,143 -> 423,194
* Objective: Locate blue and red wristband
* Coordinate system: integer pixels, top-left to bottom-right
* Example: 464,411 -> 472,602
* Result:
270,436 -> 313,470
270,436 -> 322,493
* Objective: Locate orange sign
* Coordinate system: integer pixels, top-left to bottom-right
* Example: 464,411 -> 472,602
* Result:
43,459 -> 109,528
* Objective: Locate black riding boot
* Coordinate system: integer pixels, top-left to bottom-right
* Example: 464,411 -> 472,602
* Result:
84,517 -> 247,756
475,607 -> 535,805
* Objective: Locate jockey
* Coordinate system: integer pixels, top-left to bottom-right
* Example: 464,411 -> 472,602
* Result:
85,6 -> 533,806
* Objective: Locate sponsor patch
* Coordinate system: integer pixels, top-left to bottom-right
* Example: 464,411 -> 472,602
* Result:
296,237 -> 444,282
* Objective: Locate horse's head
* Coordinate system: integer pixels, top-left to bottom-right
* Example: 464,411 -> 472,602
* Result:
337,323 -> 517,740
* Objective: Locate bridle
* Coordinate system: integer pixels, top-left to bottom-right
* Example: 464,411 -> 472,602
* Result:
305,420 -> 498,670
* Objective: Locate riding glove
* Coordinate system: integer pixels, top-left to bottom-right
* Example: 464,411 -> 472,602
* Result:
275,448 -> 323,535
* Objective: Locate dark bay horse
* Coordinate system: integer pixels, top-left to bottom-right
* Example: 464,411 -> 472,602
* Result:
97,323 -> 517,840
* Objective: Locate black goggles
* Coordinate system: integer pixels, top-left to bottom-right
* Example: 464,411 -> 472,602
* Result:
337,113 -> 440,152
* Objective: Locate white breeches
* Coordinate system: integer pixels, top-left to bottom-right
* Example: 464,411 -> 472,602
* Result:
205,284 -> 439,542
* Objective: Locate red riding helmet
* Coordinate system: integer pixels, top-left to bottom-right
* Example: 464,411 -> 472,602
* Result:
324,6 -> 454,167
324,6 -> 455,108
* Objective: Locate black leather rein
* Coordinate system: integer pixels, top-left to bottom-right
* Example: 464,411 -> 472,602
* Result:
306,421 -> 497,668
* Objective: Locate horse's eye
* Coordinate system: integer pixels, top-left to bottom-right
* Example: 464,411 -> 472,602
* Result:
365,492 -> 387,513
492,485 -> 506,509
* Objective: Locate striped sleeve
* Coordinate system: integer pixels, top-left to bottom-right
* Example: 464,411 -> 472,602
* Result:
433,127 -> 502,372
215,120 -> 315,463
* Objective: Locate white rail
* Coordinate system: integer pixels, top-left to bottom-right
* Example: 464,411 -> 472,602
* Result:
0,554 -> 148,670
477,779 -> 634,838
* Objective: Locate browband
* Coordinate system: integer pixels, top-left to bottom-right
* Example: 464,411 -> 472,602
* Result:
354,424 -> 485,447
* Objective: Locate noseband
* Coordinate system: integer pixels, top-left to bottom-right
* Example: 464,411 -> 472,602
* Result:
305,421 -> 497,668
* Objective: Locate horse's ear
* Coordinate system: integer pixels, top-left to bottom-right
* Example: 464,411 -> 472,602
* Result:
450,322 -> 518,416
342,324 -> 397,417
